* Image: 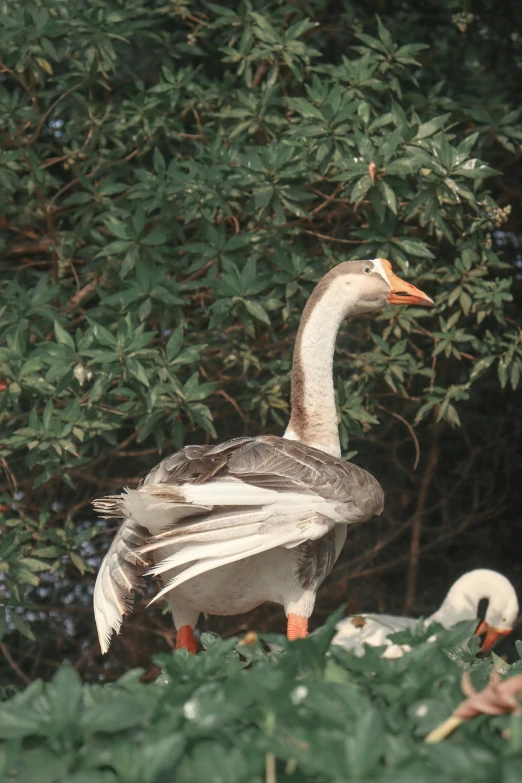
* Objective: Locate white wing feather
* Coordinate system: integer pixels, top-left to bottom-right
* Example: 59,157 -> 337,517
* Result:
93,550 -> 124,654
333,613 -> 416,658
93,521 -> 149,654
146,512 -> 329,599
94,478 -> 341,651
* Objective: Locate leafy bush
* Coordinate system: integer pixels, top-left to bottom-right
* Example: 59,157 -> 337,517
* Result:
1,612 -> 522,782
0,0 -> 521,680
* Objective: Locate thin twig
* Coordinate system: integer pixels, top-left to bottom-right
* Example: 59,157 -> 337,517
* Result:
0,457 -> 18,494
377,405 -> 420,470
30,76 -> 88,144
300,229 -> 366,245
348,503 -> 511,581
403,424 -> 439,614
265,753 -> 277,783
0,640 -> 31,685
252,61 -> 268,87
192,109 -> 208,144
185,257 -> 217,282
42,122 -> 94,169
215,389 -> 246,420
26,160 -> 60,283
50,146 -> 141,205
6,239 -> 51,256
65,277 -> 100,313
309,184 -> 344,215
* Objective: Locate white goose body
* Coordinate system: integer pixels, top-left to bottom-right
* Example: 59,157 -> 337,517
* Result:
93,259 -> 433,653
149,514 -> 349,628
333,569 -> 519,658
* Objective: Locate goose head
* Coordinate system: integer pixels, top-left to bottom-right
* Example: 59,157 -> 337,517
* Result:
431,569 -> 519,651
311,258 -> 434,319
287,258 -> 433,455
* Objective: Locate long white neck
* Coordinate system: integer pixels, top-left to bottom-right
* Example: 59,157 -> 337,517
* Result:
428,570 -> 496,628
428,594 -> 477,629
284,283 -> 355,457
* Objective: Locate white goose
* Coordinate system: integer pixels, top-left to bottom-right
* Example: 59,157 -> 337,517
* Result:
333,569 -> 519,658
93,258 -> 433,654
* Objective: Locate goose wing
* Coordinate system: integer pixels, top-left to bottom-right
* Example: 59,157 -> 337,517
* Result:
93,435 -> 383,651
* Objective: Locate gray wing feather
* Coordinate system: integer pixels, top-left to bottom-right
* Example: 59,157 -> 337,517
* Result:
295,527 -> 338,590
140,435 -> 383,522
227,436 -> 384,519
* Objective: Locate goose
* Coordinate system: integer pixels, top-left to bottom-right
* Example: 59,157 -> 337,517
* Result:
93,258 -> 433,654
332,569 -> 519,658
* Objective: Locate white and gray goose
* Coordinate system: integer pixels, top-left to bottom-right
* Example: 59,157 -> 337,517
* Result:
332,569 -> 519,658
93,258 -> 433,654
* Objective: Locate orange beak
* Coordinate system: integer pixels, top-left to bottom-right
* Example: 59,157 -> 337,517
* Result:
379,258 -> 434,307
475,620 -> 512,652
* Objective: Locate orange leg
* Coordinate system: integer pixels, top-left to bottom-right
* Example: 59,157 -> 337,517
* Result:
287,614 -> 309,640
176,625 -> 197,654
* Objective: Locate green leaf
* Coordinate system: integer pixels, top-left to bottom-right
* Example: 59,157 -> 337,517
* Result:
455,132 -> 480,164
126,358 -> 151,387
288,98 -> 324,121
244,300 -> 270,325
379,180 -> 397,214
393,237 -> 435,258
11,612 -> 35,641
498,361 -> 509,388
350,175 -> 373,203
453,159 -> 498,179
96,240 -> 133,257
142,227 -> 169,246
0,703 -> 43,739
70,551 -> 87,575
470,356 -> 495,381
90,321 -> 117,348
459,291 -> 472,315
153,147 -> 166,172
345,708 -> 384,778
53,320 -> 75,351
80,692 -> 159,733
415,113 -> 451,139
376,15 -> 394,50
166,325 -> 184,360
103,217 -> 131,240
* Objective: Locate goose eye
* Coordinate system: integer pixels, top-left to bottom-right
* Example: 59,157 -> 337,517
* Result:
363,266 -> 372,274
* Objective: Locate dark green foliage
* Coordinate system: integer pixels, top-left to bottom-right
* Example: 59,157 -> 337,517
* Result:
1,615 -> 522,782
0,0 -> 521,681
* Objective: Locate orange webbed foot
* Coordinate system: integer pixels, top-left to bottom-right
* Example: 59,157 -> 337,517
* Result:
287,614 -> 309,640
176,625 -> 197,654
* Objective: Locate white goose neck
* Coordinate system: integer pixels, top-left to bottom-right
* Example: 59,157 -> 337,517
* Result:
428,570 -> 517,629
284,284 -> 354,457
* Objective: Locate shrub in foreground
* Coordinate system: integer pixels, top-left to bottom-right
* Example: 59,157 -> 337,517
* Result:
1,611 -> 522,782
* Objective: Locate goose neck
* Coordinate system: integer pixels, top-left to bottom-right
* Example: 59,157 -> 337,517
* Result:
284,283 -> 350,457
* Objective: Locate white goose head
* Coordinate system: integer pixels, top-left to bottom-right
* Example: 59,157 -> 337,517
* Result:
431,569 -> 519,651
301,258 -> 434,321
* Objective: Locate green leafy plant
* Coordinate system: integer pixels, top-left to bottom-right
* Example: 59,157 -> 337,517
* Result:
1,614 -> 522,782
